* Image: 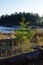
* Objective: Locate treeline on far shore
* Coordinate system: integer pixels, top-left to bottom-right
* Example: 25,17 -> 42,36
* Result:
0,12 -> 43,27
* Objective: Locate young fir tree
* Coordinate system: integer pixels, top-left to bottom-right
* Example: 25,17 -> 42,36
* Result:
15,18 -> 35,52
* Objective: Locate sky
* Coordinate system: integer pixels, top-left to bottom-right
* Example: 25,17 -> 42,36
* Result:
0,0 -> 43,16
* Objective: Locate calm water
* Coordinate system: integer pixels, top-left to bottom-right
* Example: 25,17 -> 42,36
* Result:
0,26 -> 19,33
0,26 -> 43,33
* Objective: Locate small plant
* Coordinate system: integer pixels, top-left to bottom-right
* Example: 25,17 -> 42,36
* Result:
15,18 -> 35,52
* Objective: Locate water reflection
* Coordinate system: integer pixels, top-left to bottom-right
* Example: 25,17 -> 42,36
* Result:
0,26 -> 43,33
0,26 -> 19,33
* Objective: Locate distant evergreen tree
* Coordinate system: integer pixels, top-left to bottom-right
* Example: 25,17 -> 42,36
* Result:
0,12 -> 41,27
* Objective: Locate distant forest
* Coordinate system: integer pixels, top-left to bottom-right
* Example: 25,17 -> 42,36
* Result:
0,12 -> 43,27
